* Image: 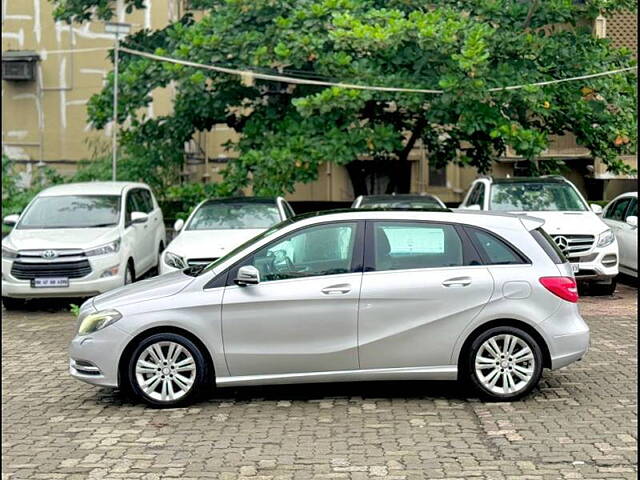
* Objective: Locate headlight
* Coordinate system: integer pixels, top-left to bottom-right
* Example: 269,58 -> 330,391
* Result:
164,251 -> 187,269
596,229 -> 615,248
1,247 -> 18,259
85,238 -> 121,257
78,309 -> 122,336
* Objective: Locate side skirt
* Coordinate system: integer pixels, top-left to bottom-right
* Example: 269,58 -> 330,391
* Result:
216,365 -> 458,387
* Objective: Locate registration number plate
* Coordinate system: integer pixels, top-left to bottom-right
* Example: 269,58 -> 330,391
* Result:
32,277 -> 69,288
571,263 -> 580,274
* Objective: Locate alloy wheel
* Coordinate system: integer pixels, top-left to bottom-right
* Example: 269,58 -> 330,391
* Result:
474,334 -> 535,395
134,341 -> 197,402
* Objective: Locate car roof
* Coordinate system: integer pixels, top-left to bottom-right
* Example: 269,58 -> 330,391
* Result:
360,194 -> 440,200
289,208 -> 543,230
201,197 -> 278,205
489,176 -> 568,185
615,191 -> 637,198
38,181 -> 149,196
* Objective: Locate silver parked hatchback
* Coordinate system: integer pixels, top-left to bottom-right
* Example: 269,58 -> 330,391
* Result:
70,210 -> 589,407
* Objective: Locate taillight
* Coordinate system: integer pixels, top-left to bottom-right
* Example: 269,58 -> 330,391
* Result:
539,276 -> 579,303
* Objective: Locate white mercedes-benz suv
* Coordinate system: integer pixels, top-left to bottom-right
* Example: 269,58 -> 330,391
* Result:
458,176 -> 618,295
2,182 -> 166,309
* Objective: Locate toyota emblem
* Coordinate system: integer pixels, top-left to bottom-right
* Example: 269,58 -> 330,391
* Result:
553,236 -> 569,252
42,250 -> 58,259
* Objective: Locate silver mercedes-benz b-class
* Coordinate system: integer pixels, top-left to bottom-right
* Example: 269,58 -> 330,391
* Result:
69,209 -> 589,407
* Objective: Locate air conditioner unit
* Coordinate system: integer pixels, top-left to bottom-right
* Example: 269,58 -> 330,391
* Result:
2,51 -> 40,81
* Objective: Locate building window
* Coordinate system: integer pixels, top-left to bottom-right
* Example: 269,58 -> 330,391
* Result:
428,163 -> 447,187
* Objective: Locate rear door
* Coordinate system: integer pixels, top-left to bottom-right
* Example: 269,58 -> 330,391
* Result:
357,220 -> 494,369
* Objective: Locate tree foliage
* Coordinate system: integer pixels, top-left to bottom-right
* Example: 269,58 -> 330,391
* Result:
53,0 -> 637,195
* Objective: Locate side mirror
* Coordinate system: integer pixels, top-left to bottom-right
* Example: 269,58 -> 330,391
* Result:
234,265 -> 260,286
131,211 -> 149,224
174,218 -> 185,232
626,215 -> 638,228
591,204 -> 603,215
466,204 -> 481,211
3,214 -> 19,227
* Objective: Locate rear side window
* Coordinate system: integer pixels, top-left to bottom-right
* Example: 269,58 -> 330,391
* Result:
465,227 -> 528,265
530,228 -> 567,264
370,221 -> 464,271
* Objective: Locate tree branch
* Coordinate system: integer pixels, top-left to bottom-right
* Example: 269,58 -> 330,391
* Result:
522,0 -> 540,30
398,117 -> 427,161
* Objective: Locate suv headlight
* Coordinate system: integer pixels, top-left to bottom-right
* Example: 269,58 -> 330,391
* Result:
164,251 -> 187,269
78,309 -> 122,336
85,238 -> 121,257
1,247 -> 18,259
596,229 -> 615,248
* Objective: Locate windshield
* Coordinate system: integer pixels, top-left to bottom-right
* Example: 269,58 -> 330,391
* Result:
186,202 -> 281,230
489,183 -> 587,212
193,220 -> 292,276
17,195 -> 121,229
361,197 -> 444,209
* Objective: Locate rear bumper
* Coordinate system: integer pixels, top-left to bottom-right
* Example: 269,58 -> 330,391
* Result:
540,302 -> 590,370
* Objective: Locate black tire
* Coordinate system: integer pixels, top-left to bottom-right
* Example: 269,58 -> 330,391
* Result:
466,326 -> 543,402
124,261 -> 135,285
127,332 -> 210,408
2,297 -> 26,310
590,277 -> 617,296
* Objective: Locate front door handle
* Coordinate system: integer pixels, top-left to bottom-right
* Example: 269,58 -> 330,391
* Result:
442,276 -> 472,288
321,284 -> 351,295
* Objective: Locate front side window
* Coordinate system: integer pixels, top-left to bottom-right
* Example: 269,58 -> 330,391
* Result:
138,190 -> 154,213
489,182 -> 587,212
125,190 -> 143,225
466,227 -> 527,265
371,222 -> 463,271
626,198 -> 637,218
246,222 -> 358,282
187,202 -> 281,230
608,198 -> 632,221
17,195 -> 121,229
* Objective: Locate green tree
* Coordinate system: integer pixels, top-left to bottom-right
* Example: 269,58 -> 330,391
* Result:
53,0 -> 637,196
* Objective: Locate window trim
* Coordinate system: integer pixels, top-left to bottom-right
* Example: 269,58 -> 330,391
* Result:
205,220 -> 365,289
363,219 -> 482,273
463,225 -> 531,266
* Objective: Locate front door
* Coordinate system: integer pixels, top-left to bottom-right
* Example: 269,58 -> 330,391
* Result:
358,220 -> 494,369
221,221 -> 363,376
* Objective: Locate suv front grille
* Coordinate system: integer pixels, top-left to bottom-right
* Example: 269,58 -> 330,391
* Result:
550,234 -> 595,257
11,260 -> 92,280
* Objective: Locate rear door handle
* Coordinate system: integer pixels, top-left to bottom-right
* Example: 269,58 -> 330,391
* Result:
442,277 -> 472,288
321,284 -> 351,295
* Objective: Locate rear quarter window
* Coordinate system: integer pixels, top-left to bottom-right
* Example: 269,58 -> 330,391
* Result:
465,227 -> 528,265
530,228 -> 566,264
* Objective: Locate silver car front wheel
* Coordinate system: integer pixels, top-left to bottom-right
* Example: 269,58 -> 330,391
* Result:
135,341 -> 197,402
468,327 -> 543,401
128,333 -> 210,407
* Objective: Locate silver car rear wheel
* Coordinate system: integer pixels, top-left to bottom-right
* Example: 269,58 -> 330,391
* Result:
474,334 -> 535,395
134,341 -> 197,402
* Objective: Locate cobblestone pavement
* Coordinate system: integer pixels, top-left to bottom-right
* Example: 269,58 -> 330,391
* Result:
2,283 -> 637,480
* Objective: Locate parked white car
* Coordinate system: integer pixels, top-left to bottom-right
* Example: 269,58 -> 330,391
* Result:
602,191 -> 637,278
1,182 -> 166,309
458,176 -> 619,295
160,197 -> 294,274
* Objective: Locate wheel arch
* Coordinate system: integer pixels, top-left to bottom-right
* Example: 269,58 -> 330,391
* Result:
117,325 -> 215,388
456,318 -> 552,379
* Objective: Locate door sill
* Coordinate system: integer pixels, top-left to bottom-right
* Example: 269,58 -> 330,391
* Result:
216,365 -> 458,387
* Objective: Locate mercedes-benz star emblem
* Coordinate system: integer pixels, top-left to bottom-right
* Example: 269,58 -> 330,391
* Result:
553,236 -> 569,252
42,250 -> 58,259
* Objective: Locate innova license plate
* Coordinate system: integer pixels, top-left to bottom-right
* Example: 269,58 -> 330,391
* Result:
32,277 -> 69,288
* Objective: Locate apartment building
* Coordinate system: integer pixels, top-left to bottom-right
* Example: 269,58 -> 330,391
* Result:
2,1 -> 637,202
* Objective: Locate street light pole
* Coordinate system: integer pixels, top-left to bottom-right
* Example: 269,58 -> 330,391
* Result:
104,21 -> 132,182
112,32 -> 120,182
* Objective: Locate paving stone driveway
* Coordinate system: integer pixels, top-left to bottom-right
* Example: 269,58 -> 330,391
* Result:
2,284 -> 637,480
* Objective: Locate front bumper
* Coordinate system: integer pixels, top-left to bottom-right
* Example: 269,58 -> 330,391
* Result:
569,241 -> 619,282
69,323 -> 132,388
2,255 -> 125,298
